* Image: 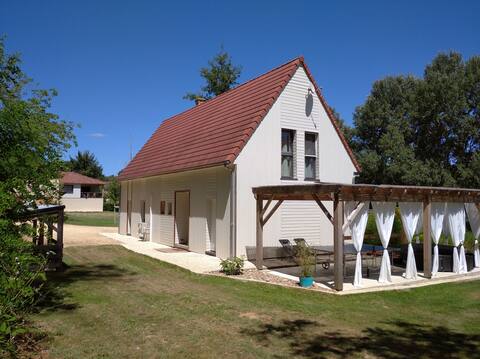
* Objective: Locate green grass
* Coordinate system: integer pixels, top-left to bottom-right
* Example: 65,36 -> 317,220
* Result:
64,211 -> 119,227
32,245 -> 480,358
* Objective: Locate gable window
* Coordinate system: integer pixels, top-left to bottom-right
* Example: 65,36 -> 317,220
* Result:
281,129 -> 295,179
167,202 -> 172,215
160,201 -> 166,215
140,200 -> 146,222
305,132 -> 318,180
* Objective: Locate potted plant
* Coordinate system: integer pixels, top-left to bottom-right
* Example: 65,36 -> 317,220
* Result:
295,242 -> 315,288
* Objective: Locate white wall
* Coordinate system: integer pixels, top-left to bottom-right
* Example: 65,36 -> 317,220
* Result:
61,197 -> 103,212
235,66 -> 357,256
119,166 -> 232,258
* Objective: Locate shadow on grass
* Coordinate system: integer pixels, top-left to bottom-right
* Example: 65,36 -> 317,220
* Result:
242,319 -> 480,358
38,263 -> 137,312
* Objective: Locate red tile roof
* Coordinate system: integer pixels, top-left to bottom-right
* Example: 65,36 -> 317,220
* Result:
61,171 -> 106,185
119,57 -> 360,180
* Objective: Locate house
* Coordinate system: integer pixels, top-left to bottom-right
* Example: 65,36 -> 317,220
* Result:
118,57 -> 360,259
60,171 -> 106,212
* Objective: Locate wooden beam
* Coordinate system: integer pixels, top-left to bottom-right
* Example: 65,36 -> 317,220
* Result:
260,197 -> 273,218
333,194 -> 344,291
423,198 -> 432,279
256,197 -> 264,270
312,193 -> 333,224
262,200 -> 284,226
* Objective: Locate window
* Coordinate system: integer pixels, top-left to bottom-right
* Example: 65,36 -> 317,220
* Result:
281,129 -> 295,179
160,201 -> 166,215
140,200 -> 146,222
167,202 -> 172,215
305,132 -> 318,180
62,185 -> 73,194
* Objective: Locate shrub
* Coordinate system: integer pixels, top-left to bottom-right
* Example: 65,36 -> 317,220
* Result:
220,257 -> 244,275
295,242 -> 315,277
0,221 -> 47,356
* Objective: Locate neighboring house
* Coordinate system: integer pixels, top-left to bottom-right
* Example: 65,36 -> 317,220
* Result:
118,57 -> 360,259
60,171 -> 106,212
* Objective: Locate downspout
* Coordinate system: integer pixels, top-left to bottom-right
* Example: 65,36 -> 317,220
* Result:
226,162 -> 237,258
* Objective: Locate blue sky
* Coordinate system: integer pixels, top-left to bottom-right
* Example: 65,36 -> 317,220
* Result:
1,0 -> 479,175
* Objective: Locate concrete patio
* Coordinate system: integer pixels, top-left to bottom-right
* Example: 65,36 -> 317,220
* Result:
100,232 -> 256,274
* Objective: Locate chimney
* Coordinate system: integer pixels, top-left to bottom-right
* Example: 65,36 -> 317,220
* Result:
195,97 -> 206,106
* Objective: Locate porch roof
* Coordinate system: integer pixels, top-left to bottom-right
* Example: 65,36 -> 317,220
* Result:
252,182 -> 480,203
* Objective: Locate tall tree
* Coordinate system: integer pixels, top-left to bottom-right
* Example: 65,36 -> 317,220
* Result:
184,48 -> 242,101
0,38 -> 75,352
352,52 -> 480,187
67,150 -> 104,179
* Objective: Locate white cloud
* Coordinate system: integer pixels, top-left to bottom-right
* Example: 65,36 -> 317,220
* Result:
89,132 -> 106,138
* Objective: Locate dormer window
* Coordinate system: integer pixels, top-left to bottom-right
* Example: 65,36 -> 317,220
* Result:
281,129 -> 295,179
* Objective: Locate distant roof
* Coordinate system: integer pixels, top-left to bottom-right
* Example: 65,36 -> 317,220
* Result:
119,57 -> 359,181
60,171 -> 106,185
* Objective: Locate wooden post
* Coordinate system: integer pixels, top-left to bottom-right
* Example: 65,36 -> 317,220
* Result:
39,220 -> 44,245
32,219 -> 38,245
57,208 -> 64,263
256,197 -> 264,270
333,194 -> 344,291
423,198 -> 432,279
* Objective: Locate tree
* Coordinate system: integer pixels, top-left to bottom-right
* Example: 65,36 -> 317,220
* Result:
352,52 -> 480,187
67,150 -> 104,179
103,175 -> 120,211
0,38 -> 75,353
184,48 -> 242,101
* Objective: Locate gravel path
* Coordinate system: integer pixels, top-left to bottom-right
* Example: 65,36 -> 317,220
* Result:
63,224 -> 118,247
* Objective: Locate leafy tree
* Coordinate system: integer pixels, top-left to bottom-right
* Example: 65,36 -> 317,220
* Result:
103,175 -> 120,211
0,38 -> 75,354
352,52 -> 480,187
184,48 -> 242,101
67,150 -> 104,179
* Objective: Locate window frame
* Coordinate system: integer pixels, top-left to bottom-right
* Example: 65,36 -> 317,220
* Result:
281,129 -> 296,180
62,185 -> 74,194
304,132 -> 318,181
160,201 -> 166,215
167,202 -> 172,215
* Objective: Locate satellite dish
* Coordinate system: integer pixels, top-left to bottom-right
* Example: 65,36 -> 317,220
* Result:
305,89 -> 313,117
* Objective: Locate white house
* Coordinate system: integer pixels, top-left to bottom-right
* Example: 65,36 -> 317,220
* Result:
118,57 -> 360,259
60,171 -> 106,212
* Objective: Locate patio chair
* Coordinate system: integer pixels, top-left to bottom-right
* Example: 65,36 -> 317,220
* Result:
279,239 -> 296,260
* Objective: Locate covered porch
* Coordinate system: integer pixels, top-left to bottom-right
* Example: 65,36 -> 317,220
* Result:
253,183 -> 480,291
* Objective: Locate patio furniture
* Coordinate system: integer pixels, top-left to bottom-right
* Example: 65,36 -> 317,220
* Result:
293,238 -> 333,271
279,239 -> 297,262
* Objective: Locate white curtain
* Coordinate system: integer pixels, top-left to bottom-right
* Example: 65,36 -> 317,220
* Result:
446,203 -> 467,274
345,202 -> 369,287
431,203 -> 445,275
414,215 -> 423,243
399,202 -> 422,279
372,202 -> 396,283
465,203 -> 480,268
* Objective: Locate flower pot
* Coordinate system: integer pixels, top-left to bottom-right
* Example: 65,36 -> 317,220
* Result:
299,276 -> 314,288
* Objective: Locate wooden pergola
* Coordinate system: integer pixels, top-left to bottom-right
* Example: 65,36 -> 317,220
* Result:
252,182 -> 480,291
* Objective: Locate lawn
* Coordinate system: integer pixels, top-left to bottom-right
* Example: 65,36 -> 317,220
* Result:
64,211 -> 118,227
33,245 -> 480,358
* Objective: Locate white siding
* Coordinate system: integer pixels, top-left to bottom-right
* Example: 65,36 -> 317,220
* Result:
235,66 -> 356,256
119,166 -> 232,258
